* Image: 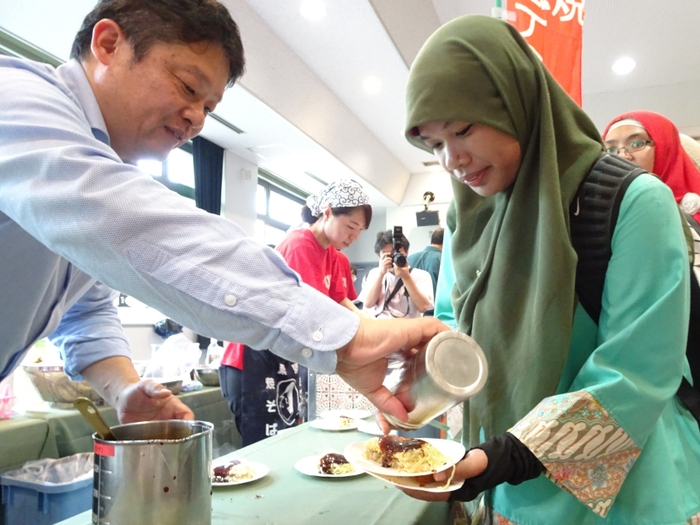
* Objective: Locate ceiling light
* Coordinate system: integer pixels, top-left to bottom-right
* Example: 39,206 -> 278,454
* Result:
363,76 -> 382,95
300,0 -> 326,20
612,57 -> 636,75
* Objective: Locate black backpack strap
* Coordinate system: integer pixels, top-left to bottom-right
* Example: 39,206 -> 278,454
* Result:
678,377 -> 700,422
570,154 -> 646,323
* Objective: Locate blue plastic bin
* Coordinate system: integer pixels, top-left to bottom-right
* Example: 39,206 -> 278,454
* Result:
1,474 -> 92,525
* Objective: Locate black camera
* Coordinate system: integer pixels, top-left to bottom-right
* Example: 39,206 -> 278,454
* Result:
391,226 -> 407,268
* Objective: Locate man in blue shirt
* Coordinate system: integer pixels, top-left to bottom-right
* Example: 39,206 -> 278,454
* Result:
0,0 -> 448,424
407,228 -> 443,315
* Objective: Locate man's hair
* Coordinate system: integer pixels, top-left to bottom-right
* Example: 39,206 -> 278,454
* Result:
431,228 -> 444,246
70,0 -> 245,87
374,230 -> 410,256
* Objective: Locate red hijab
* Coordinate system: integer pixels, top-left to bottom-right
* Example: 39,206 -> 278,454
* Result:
603,110 -> 700,222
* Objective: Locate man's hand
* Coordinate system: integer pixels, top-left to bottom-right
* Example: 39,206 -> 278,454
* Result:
379,253 -> 393,276
115,380 -> 194,424
393,261 -> 411,280
80,356 -> 193,423
335,316 -> 450,422
399,449 -> 488,501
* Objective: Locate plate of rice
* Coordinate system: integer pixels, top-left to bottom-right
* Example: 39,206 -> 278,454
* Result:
343,436 -> 465,477
294,453 -> 364,478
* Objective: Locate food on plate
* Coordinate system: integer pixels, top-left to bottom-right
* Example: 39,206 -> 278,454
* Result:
338,416 -> 354,428
363,435 -> 448,473
213,460 -> 256,483
318,453 -> 355,475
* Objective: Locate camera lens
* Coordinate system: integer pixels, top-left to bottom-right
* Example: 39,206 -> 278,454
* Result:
392,252 -> 407,267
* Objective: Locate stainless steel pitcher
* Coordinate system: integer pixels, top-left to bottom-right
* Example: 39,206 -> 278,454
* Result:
383,331 -> 488,430
92,420 -> 213,525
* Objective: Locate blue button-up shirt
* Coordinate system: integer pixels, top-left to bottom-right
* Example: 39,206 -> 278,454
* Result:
0,57 -> 358,381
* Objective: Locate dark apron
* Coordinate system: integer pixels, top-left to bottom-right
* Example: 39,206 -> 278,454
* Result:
219,346 -> 307,447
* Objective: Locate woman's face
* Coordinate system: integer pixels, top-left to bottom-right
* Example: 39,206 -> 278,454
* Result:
418,121 -> 522,197
603,124 -> 655,173
323,207 -> 366,250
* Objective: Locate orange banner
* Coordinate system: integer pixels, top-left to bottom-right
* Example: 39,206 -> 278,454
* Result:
509,0 -> 585,105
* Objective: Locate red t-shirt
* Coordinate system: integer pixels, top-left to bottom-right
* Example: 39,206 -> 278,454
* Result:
336,251 -> 357,301
275,228 -> 345,302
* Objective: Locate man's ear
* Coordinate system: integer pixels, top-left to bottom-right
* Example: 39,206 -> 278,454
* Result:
90,19 -> 125,66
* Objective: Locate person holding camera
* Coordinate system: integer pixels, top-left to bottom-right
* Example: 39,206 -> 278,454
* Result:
360,229 -> 434,319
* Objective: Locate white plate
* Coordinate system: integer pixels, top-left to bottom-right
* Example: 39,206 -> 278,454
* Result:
310,417 -> 358,431
356,419 -> 398,436
211,460 -> 269,487
343,438 -> 465,477
294,454 -> 364,478
364,468 -> 464,493
319,409 -> 372,420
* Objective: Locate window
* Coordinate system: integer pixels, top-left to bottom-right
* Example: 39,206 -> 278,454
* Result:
137,142 -> 195,200
254,176 -> 306,246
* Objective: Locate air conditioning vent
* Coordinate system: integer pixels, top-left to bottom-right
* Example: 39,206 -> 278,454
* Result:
422,161 -> 439,167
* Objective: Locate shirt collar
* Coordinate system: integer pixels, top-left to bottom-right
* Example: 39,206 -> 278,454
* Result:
56,59 -> 110,146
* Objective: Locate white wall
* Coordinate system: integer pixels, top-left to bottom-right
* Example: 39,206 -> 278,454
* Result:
385,203 -> 449,256
221,150 -> 259,235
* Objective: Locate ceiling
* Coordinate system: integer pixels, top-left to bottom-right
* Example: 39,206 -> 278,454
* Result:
2,1 -> 700,209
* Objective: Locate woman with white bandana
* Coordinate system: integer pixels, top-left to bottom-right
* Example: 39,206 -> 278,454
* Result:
219,180 -> 372,445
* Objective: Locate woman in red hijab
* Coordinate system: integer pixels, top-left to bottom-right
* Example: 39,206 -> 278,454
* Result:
603,110 -> 700,222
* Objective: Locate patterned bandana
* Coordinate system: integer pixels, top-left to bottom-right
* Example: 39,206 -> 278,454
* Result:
305,179 -> 370,218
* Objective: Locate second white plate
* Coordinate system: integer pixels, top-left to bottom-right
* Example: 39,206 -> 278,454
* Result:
310,417 -> 358,431
343,438 -> 465,477
364,468 -> 464,493
294,454 -> 365,478
211,460 -> 269,487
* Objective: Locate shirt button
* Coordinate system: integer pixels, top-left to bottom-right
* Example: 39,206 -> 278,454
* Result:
312,330 -> 323,342
301,348 -> 313,358
224,294 -> 237,306
475,269 -> 481,277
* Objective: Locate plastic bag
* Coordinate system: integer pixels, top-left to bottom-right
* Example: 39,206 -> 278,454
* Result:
0,378 -> 15,419
143,333 -> 202,381
3,453 -> 93,485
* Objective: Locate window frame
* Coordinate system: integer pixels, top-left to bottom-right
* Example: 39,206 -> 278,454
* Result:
256,177 -> 305,234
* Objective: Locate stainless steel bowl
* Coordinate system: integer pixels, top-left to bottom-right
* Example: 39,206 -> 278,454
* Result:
150,378 -> 183,395
22,364 -> 103,408
194,367 -> 220,387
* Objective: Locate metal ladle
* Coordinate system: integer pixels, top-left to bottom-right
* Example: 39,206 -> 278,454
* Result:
73,397 -> 116,440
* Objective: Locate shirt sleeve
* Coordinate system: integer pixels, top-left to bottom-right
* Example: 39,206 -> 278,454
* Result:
508,175 -> 690,517
48,283 -> 132,380
412,269 -> 435,312
0,61 -> 358,374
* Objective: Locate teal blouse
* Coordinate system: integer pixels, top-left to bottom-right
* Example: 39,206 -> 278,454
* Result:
438,174 -> 700,524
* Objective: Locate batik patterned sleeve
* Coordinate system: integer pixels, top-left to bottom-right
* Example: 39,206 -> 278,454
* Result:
509,175 -> 690,517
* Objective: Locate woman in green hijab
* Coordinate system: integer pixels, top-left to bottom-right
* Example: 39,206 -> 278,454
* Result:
401,15 -> 700,525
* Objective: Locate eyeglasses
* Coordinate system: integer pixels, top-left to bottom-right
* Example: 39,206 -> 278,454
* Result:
605,140 -> 654,156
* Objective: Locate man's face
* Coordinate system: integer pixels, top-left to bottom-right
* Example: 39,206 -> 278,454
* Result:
92,23 -> 229,162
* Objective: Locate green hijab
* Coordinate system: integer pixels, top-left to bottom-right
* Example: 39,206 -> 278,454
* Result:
405,15 -> 603,442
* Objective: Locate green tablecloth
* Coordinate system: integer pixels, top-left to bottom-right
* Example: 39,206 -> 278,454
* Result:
57,423 -> 452,525
0,417 -> 54,473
